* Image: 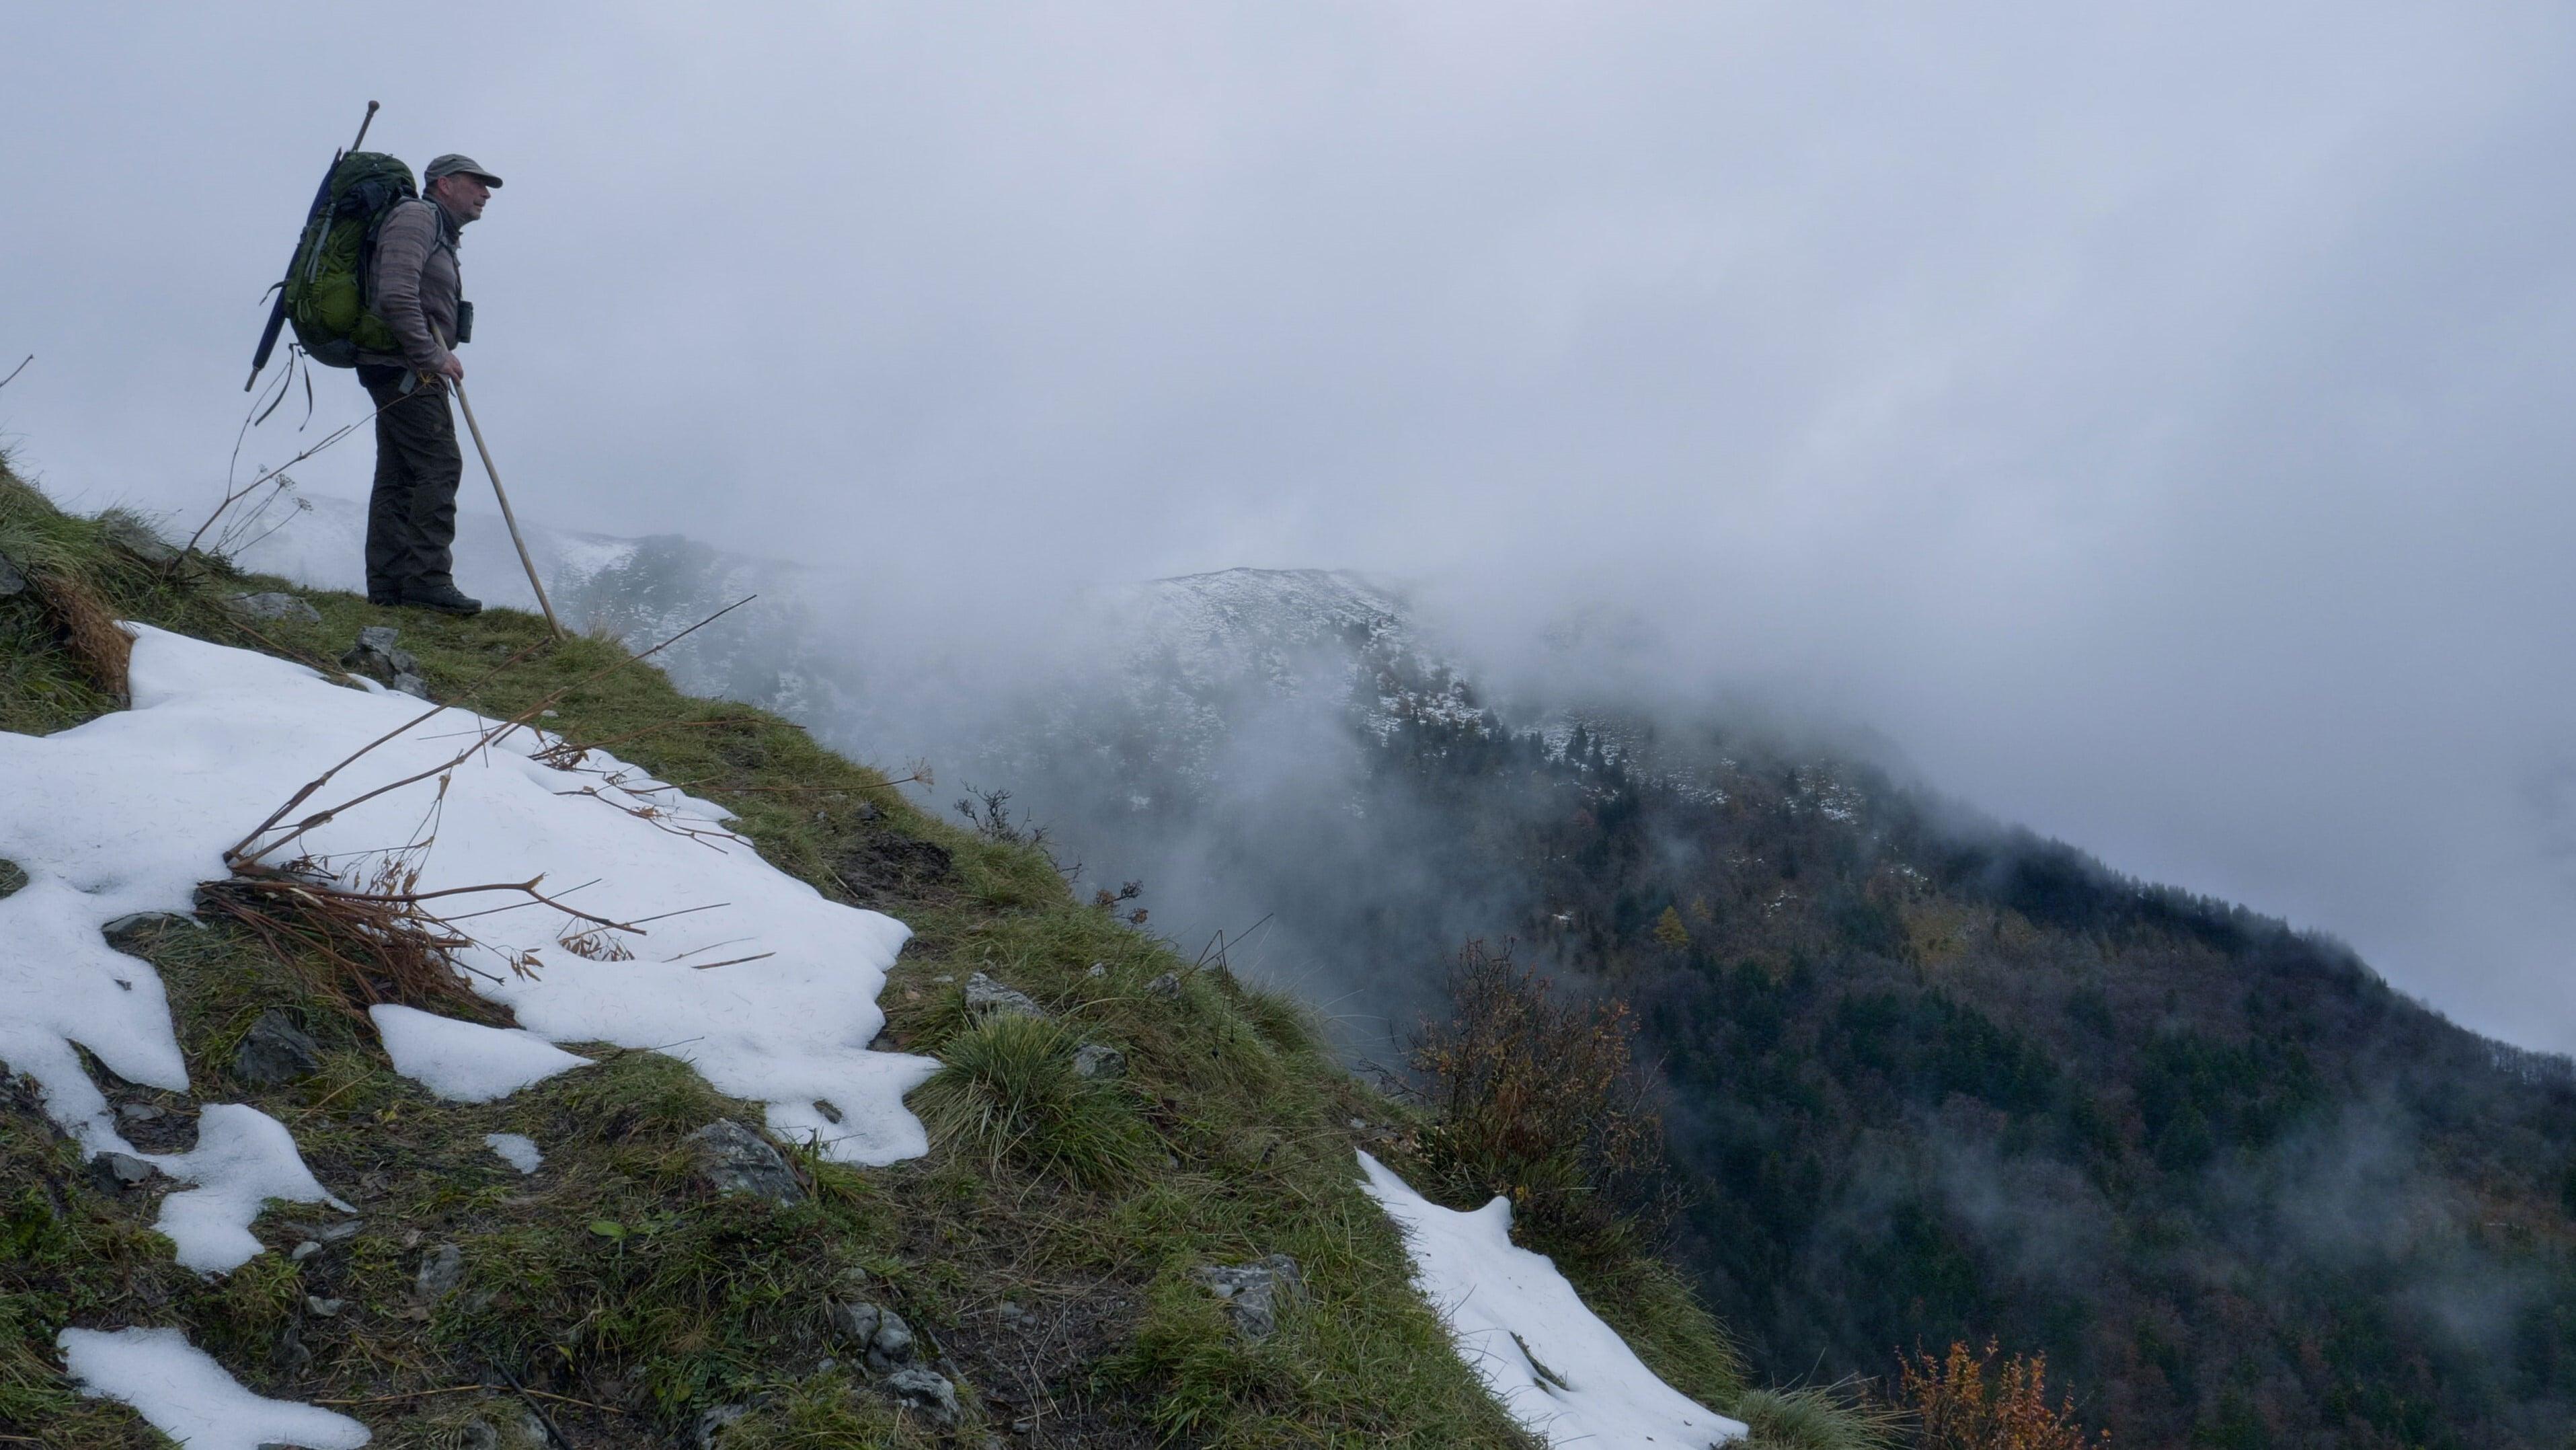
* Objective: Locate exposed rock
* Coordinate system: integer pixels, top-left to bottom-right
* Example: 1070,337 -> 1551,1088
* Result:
1145,972 -> 1183,1000
415,1242 -> 465,1301
389,670 -> 433,701
1071,1043 -> 1126,1081
305,1295 -> 346,1317
88,1152 -> 157,1194
0,549 -> 25,597
116,1101 -> 166,1124
883,1367 -> 960,1425
832,1300 -> 882,1344
0,859 -> 24,899
686,1118 -> 805,1205
227,591 -> 323,624
103,516 -> 180,566
964,971 -> 1047,1019
446,1417 -> 550,1450
1192,1254 -> 1307,1341
315,1218 -> 364,1244
101,911 -> 196,955
832,1299 -> 918,1373
233,1008 -> 323,1086
340,625 -> 421,686
272,1320 -> 311,1372
1085,962 -> 1108,979
695,1403 -> 752,1448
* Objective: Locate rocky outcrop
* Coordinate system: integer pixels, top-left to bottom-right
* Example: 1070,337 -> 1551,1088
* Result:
686,1119 -> 805,1206
233,1009 -> 323,1087
1193,1254 -> 1306,1341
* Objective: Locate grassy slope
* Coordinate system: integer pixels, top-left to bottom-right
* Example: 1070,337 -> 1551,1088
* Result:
0,465 -> 1787,1449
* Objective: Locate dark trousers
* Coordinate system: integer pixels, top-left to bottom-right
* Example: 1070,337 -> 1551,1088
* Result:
358,366 -> 462,599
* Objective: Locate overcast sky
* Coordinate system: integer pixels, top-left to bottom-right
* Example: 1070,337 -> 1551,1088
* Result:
7,4 -> 2576,1051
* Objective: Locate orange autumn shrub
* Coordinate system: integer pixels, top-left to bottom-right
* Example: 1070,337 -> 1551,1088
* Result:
1899,1340 -> 2108,1450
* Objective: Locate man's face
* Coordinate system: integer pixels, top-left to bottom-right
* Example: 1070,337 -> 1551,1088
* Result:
432,173 -> 492,222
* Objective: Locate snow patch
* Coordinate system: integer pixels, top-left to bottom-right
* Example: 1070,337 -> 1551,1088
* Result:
1357,1151 -> 1746,1447
370,1004 -> 592,1103
0,624 -> 936,1178
58,1325 -> 370,1449
483,1131 -> 543,1174
151,1104 -> 351,1274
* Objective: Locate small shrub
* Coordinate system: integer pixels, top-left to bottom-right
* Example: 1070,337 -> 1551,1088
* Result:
1409,940 -> 1673,1270
1897,1340 -> 2107,1450
914,1013 -> 1152,1188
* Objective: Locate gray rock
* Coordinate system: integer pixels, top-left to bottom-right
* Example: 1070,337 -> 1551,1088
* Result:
867,1307 -> 916,1372
0,859 -> 24,899
389,671 -> 434,701
415,1242 -> 465,1301
103,516 -> 179,566
832,1299 -> 918,1372
233,1008 -> 323,1086
101,911 -> 196,955
227,591 -> 323,624
116,1101 -> 166,1124
0,549 -> 25,597
89,1152 -> 157,1194
290,1240 -> 322,1262
315,1218 -> 364,1244
305,1295 -> 345,1317
1085,962 -> 1108,978
883,1367 -> 959,1425
695,1403 -> 752,1448
271,1320 -> 311,1371
1072,1043 -> 1126,1081
964,971 -> 1047,1019
1145,972 -> 1183,1000
685,1118 -> 805,1205
1192,1254 -> 1307,1341
831,1300 -> 882,1345
340,626 -> 422,685
455,1423 -> 502,1450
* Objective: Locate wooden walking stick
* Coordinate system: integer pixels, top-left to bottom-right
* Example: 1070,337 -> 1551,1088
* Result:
450,379 -> 564,638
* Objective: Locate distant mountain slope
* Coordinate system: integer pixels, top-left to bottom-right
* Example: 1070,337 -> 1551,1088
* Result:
925,568 -> 2576,1449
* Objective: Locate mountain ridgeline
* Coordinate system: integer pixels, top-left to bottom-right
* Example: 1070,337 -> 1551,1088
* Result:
373,530 -> 2576,1446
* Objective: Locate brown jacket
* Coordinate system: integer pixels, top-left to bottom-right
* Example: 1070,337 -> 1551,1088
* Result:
358,196 -> 465,373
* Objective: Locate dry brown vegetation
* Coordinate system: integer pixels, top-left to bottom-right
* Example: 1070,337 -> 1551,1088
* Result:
1409,939 -> 1674,1272
1898,1340 -> 2107,1450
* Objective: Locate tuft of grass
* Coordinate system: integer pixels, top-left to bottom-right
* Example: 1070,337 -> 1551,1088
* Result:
913,1013 -> 1153,1190
1738,1382 -> 1905,1450
1237,981 -> 1327,1059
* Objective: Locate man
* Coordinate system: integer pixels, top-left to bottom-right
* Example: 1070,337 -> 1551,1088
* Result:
354,153 -> 502,615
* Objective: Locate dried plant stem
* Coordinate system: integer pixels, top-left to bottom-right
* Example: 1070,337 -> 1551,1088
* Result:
178,390 -> 410,569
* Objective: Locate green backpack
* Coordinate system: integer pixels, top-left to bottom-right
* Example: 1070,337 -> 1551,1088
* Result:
283,151 -> 418,367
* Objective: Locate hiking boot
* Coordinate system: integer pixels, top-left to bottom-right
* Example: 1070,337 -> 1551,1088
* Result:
400,584 -> 482,617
